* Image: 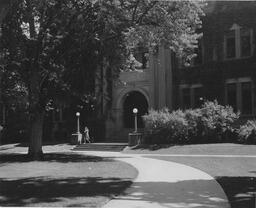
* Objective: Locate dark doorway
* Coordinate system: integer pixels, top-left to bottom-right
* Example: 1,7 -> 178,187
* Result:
123,91 -> 148,128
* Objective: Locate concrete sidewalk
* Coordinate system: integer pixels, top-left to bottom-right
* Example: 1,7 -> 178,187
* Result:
77,151 -> 230,208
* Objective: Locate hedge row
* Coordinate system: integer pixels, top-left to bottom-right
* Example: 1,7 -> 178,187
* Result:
143,100 -> 256,144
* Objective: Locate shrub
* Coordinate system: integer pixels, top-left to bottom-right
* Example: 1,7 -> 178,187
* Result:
143,108 -> 171,144
143,108 -> 189,144
184,108 -> 202,142
143,100 -> 239,144
238,120 -> 256,144
166,110 -> 189,143
199,100 -> 239,142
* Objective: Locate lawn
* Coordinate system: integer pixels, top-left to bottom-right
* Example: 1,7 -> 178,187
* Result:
0,144 -> 138,207
125,143 -> 256,208
124,143 -> 256,155
146,156 -> 256,208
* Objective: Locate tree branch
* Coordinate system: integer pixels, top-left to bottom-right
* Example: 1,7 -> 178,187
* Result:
136,1 -> 158,24
132,0 -> 140,23
25,0 -> 36,38
39,71 -> 48,91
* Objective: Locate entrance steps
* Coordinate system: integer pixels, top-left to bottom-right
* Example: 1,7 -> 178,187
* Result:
72,143 -> 128,152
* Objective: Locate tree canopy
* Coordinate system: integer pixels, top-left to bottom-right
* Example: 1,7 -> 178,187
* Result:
0,0 -> 204,159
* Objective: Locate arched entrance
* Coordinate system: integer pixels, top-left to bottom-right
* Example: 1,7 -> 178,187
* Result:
123,91 -> 148,128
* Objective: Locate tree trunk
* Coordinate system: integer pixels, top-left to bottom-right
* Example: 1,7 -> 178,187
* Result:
27,69 -> 44,160
28,111 -> 44,160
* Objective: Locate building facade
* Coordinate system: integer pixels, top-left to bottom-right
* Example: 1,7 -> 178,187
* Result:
1,1 -> 256,143
177,1 -> 256,116
105,45 -> 174,141
106,1 -> 256,142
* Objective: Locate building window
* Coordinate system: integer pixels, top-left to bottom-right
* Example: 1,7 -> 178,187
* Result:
226,83 -> 237,111
180,84 -> 203,109
226,78 -> 253,115
240,29 -> 252,57
226,31 -> 236,59
241,82 -> 252,114
182,88 -> 191,109
224,24 -> 253,60
212,46 -> 218,61
194,87 -> 203,108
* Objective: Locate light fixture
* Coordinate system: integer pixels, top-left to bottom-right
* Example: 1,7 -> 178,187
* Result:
133,108 -> 138,114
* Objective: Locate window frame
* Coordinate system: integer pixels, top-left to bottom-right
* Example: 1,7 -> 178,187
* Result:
224,30 -> 236,59
240,28 -> 253,58
225,77 -> 254,116
224,24 -> 253,60
180,84 -> 203,109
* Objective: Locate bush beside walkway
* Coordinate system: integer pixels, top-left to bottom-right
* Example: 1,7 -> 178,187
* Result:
143,101 -> 239,144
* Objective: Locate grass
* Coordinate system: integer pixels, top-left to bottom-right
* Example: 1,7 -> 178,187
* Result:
146,156 -> 256,208
0,144 -> 138,207
124,143 -> 256,155
126,143 -> 256,208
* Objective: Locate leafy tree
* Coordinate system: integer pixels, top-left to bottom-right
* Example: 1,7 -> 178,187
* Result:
0,0 -> 204,159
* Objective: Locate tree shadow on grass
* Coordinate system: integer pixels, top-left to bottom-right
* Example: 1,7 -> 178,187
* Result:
14,142 -> 72,147
0,152 -> 112,163
108,178 -> 255,208
0,176 -> 132,207
216,176 -> 256,208
130,144 -> 175,151
107,179 -> 230,208
1,176 -> 255,207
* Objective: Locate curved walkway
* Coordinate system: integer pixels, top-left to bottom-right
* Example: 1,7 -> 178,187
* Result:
76,151 -> 230,208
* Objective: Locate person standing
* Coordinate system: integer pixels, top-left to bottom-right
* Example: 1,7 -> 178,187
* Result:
83,126 -> 91,143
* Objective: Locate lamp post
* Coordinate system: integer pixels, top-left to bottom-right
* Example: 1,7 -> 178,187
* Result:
133,108 -> 138,133
76,112 -> 80,134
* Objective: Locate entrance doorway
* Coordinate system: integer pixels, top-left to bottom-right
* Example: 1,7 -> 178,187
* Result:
123,91 -> 148,128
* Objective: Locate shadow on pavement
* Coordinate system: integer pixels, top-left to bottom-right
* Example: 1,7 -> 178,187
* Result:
1,174 -> 254,207
216,176 -> 256,208
0,177 -> 132,207
0,152 -> 112,163
107,178 -> 255,208
107,179 -> 229,208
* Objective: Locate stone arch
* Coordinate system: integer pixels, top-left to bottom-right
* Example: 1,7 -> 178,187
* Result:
121,90 -> 149,128
115,88 -> 150,111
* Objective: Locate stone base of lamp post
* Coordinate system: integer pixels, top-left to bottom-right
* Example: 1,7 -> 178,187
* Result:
71,133 -> 82,145
128,132 -> 143,146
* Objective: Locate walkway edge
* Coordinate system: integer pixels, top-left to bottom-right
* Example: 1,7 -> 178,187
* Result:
76,151 -> 231,208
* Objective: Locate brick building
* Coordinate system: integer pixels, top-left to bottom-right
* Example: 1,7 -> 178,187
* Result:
176,1 -> 256,116
1,1 -> 256,143
106,1 -> 256,141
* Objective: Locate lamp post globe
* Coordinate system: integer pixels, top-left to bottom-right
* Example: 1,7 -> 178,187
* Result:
76,112 -> 80,117
133,108 -> 138,114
